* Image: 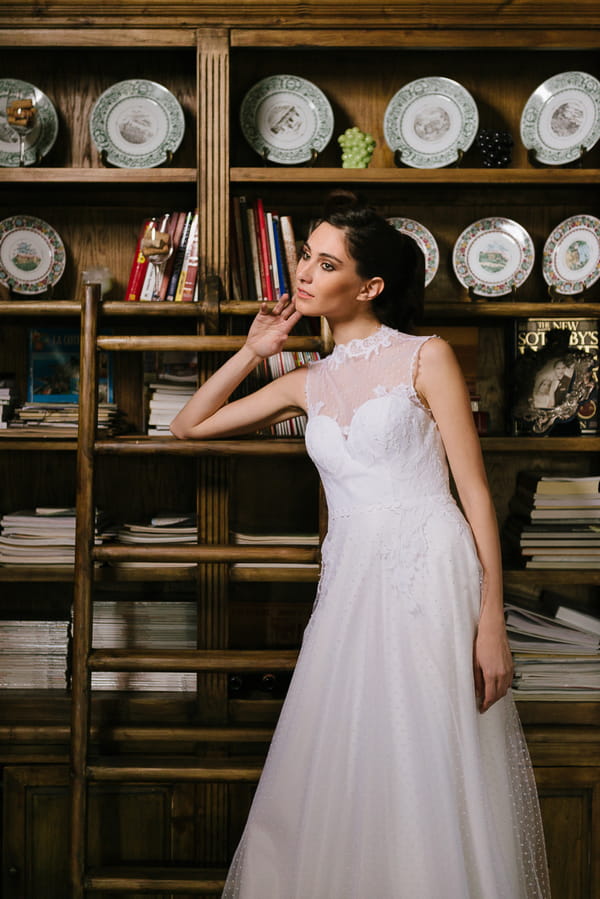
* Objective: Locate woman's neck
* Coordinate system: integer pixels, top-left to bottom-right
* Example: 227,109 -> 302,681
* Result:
328,315 -> 382,347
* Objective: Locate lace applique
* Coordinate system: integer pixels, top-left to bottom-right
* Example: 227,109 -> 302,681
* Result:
328,324 -> 395,368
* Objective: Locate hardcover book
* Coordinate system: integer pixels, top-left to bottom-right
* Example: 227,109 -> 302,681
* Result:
511,317 -> 598,436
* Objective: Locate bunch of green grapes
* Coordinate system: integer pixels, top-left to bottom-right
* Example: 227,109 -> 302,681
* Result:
338,127 -> 376,168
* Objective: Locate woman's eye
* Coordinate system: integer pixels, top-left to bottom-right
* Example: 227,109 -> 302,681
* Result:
321,262 -> 334,271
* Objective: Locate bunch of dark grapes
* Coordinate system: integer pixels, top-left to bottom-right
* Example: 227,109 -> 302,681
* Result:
476,130 -> 513,167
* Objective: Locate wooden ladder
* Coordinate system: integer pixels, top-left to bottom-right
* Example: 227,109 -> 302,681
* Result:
69,284 -> 321,896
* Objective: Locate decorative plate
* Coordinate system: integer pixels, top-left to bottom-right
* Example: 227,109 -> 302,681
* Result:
383,76 -> 478,168
543,214 -> 600,295
90,79 -> 185,168
452,217 -> 535,297
0,78 -> 58,167
387,217 -> 439,286
0,215 -> 66,295
240,74 -> 334,164
520,71 -> 600,165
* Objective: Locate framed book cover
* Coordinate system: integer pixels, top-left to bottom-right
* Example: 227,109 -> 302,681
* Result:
511,317 -> 598,435
28,327 -> 114,403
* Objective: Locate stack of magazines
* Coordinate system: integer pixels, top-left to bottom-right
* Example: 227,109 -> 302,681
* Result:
111,513 -> 197,569
0,375 -> 17,429
145,350 -> 197,435
0,508 -> 114,566
91,600 -> 197,691
3,402 -> 121,437
505,471 -> 600,569
505,590 -> 600,700
231,530 -> 320,571
0,619 -> 69,688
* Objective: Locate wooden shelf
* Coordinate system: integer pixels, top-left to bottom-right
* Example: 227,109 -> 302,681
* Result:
231,167 -> 600,185
504,569 -> 600,586
0,167 -> 197,184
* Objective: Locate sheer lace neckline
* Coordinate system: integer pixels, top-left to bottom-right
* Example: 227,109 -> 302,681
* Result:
330,325 -> 397,366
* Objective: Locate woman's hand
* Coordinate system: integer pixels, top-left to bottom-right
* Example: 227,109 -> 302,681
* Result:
473,614 -> 514,713
246,295 -> 303,359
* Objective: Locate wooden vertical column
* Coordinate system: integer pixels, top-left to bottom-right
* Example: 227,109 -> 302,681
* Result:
70,283 -> 101,899
196,28 -> 231,872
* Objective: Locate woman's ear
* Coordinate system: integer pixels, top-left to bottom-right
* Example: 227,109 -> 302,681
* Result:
357,277 -> 384,302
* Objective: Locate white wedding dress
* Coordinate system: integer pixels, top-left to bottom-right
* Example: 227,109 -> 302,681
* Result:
223,326 -> 550,898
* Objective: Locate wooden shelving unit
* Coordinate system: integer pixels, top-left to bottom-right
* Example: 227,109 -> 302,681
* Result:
0,3 -> 599,897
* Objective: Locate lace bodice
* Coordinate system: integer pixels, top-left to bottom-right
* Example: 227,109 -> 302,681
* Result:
305,326 -> 450,516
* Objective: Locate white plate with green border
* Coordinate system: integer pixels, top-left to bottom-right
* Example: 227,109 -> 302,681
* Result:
0,78 -> 58,167
90,79 -> 185,168
453,217 -> 535,297
240,74 -> 334,165
543,214 -> 600,294
384,76 -> 478,168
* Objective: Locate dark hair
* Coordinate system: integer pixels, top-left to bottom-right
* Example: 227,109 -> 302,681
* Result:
311,190 -> 425,332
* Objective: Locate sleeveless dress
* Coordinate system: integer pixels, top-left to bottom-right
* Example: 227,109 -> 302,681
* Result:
223,326 -> 550,898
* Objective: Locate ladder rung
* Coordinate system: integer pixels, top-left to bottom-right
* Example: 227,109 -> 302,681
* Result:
87,756 -> 263,782
86,865 -> 227,892
93,544 -> 319,563
94,436 -> 308,455
97,334 -> 321,352
88,648 -> 299,672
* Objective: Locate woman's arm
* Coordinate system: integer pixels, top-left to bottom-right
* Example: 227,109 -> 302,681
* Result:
415,337 -> 513,713
170,297 -> 307,439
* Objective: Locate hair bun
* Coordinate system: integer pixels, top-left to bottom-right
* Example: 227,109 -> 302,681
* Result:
323,189 -> 367,217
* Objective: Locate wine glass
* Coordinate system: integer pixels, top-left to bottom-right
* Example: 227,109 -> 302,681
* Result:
6,86 -> 37,167
140,216 -> 173,301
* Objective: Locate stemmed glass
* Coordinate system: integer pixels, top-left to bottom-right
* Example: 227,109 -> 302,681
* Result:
140,216 -> 173,301
6,87 -> 37,167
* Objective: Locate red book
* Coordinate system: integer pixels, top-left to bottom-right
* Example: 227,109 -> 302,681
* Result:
124,219 -> 151,301
156,212 -> 186,301
254,197 -> 274,303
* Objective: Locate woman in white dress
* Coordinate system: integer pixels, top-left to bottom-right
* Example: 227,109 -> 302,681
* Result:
171,192 -> 550,898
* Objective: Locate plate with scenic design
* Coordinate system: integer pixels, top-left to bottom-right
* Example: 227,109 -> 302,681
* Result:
387,217 -> 439,286
240,74 -> 334,165
520,71 -> 600,165
0,215 -> 66,295
90,79 -> 185,168
0,79 -> 58,167
383,76 -> 478,168
452,217 -> 535,297
543,214 -> 600,295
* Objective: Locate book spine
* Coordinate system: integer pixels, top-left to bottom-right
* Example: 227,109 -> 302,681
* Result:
123,219 -> 151,301
166,211 -> 193,302
279,214 -> 298,295
247,206 -> 263,302
231,197 -> 249,300
255,198 -> 274,303
157,212 -> 183,301
272,213 -> 288,297
239,196 -> 257,301
266,211 -> 281,299
177,210 -> 199,302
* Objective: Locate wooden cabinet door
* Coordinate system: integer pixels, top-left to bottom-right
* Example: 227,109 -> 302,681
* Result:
536,767 -> 600,899
2,766 -> 195,899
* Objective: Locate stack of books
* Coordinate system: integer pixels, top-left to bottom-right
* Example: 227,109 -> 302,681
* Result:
231,530 -> 320,572
4,402 -> 120,437
240,350 -> 320,437
111,513 -> 197,569
504,591 -> 600,700
91,600 -> 197,691
230,196 -> 298,303
125,210 -> 199,302
0,374 -> 17,429
0,619 -> 69,688
145,350 -> 197,435
0,508 -> 114,566
505,471 -> 600,569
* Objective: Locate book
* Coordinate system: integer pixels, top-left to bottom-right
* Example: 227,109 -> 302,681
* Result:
554,605 -> 600,636
231,196 -> 250,300
123,218 -> 151,301
255,198 -> 274,302
518,471 -> 600,496
177,210 -> 199,302
247,205 -> 263,301
279,214 -> 298,294
511,317 -> 598,436
165,210 -> 193,301
28,327 -> 114,404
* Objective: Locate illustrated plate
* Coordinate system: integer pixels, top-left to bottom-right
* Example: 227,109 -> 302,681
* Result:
240,74 -> 334,164
0,215 -> 66,295
543,214 -> 600,295
520,71 -> 600,165
387,217 -> 439,286
452,217 -> 535,297
383,76 -> 478,168
0,78 -> 58,167
90,79 -> 185,168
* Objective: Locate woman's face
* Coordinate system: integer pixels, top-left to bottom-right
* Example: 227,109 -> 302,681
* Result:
294,221 -> 369,321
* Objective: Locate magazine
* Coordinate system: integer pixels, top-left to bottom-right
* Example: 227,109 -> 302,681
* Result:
28,327 -> 114,404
